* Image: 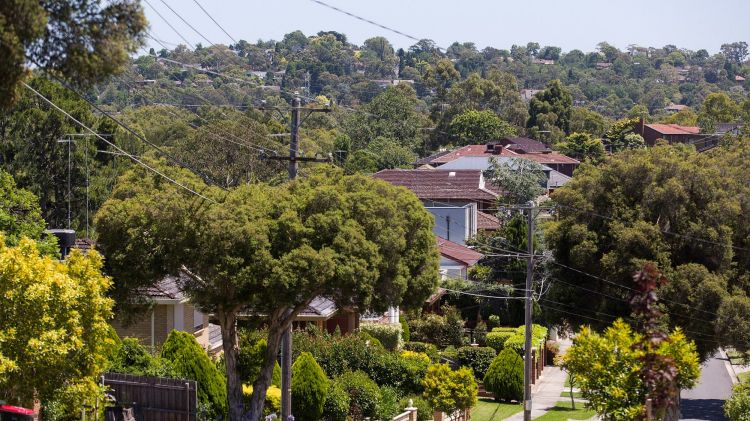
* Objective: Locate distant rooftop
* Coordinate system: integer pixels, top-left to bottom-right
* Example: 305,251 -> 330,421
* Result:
373,169 -> 501,201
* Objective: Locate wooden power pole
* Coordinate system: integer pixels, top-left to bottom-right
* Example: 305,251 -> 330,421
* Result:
266,96 -> 331,421
523,201 -> 536,421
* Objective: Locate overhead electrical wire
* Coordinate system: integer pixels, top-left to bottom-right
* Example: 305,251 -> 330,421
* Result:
191,0 -> 238,44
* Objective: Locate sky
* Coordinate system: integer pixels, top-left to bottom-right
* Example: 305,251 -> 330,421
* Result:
142,0 -> 750,54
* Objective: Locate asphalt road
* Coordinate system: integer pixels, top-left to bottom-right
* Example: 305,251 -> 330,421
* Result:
681,352 -> 734,421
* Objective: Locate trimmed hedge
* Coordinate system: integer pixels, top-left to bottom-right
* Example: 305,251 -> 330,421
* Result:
338,371 -> 382,420
456,346 -> 496,379
484,349 -> 524,402
503,334 -> 526,355
403,342 -> 439,361
292,352 -> 329,421
491,327 -> 518,333
485,331 -> 514,352
360,322 -> 402,351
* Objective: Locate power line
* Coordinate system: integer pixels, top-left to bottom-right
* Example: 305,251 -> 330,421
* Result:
158,0 -> 215,47
23,82 -> 215,203
142,0 -> 195,49
191,0 -> 238,44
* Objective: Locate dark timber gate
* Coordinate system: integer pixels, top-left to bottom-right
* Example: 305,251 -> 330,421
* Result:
102,373 -> 197,421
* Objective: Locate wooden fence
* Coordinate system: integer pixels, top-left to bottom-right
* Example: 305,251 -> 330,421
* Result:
102,373 -> 197,421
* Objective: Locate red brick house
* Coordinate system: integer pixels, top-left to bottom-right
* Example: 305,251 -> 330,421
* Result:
635,120 -> 701,146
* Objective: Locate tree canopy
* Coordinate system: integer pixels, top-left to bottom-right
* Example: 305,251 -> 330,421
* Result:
94,163 -> 440,420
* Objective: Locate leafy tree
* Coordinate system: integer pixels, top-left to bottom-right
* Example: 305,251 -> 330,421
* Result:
699,92 -> 739,131
162,330 -> 228,417
720,42 -> 749,64
545,142 -> 750,357
0,0 -> 146,108
569,107 -> 610,137
0,169 -> 57,254
527,79 -> 573,135
422,364 -> 477,420
663,108 -> 699,126
561,320 -> 699,420
483,349 -> 524,402
484,157 -> 546,204
555,132 -> 605,163
292,352 -> 329,421
108,337 -> 177,378
725,382 -> 750,421
603,117 -> 644,152
448,110 -> 517,145
0,238 -> 114,414
94,164 -> 440,421
362,37 -> 398,78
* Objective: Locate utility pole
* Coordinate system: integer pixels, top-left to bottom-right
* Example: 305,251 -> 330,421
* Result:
523,200 -> 536,421
267,96 -> 331,421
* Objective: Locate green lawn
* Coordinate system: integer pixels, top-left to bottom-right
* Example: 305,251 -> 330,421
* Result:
738,371 -> 750,383
533,401 -> 596,421
472,398 -> 523,421
727,349 -> 748,365
560,391 -> 583,399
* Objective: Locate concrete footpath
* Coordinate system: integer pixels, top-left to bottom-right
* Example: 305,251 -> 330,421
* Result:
503,339 -> 592,420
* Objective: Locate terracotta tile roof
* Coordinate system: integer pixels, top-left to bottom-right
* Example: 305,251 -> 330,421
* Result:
437,236 -> 483,266
373,169 -> 501,201
518,152 -> 580,165
422,143 -> 578,166
645,124 -> 701,135
477,211 -> 500,230
428,144 -> 519,165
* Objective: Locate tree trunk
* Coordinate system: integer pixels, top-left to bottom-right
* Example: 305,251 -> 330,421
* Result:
219,308 -> 244,421
247,316 -> 286,421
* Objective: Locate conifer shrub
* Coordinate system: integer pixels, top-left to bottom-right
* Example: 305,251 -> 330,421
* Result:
401,316 -> 411,342
483,348 -> 524,402
292,352 -> 329,421
338,370 -> 382,420
456,346 -> 497,379
485,331 -> 514,352
161,330 -> 227,416
322,381 -> 350,421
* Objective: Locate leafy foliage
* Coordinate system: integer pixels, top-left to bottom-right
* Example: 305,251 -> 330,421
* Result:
360,322 -> 403,351
0,169 -> 57,254
456,346 -> 496,379
323,381 -> 350,421
484,157 -> 546,204
0,238 -> 114,413
555,132 -> 605,163
408,306 -> 466,348
561,320 -> 699,420
483,349 -> 524,402
292,352 -> 329,421
108,337 -> 177,378
422,364 -> 478,416
338,370 -> 382,421
725,382 -> 750,421
448,110 -> 517,145
485,331 -> 514,352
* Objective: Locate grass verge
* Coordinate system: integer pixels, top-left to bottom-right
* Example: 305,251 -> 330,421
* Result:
533,401 -> 596,421
471,398 -> 523,421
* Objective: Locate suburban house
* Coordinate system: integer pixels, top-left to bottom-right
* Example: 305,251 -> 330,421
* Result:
436,156 -> 569,192
520,89 -> 542,101
286,297 -> 359,334
415,140 -> 580,177
634,119 -> 703,145
110,275 -> 223,354
664,103 -> 689,113
437,237 -> 484,280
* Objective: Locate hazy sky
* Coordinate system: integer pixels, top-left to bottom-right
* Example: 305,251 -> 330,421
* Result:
143,0 -> 749,54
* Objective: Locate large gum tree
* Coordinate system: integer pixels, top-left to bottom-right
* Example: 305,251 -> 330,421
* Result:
95,164 -> 440,420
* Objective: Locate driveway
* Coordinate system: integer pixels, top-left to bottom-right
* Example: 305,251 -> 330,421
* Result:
680,352 -> 734,421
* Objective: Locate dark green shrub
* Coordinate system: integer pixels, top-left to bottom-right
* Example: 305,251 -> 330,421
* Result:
403,342 -> 439,361
408,306 -> 465,348
322,382 -> 349,421
398,396 -> 433,421
456,346 -> 496,379
108,338 -> 177,378
485,331 -> 514,352
360,323 -> 402,351
161,330 -> 227,417
338,370 -> 381,420
491,327 -> 517,333
484,349 -> 524,402
358,331 -> 383,349
474,321 -> 487,346
401,316 -> 411,343
292,352 -> 329,421
378,386 -> 402,420
441,345 -> 458,362
237,333 -> 282,386
487,315 -> 501,329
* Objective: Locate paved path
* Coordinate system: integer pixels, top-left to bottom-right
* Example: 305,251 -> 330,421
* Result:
680,352 -> 735,421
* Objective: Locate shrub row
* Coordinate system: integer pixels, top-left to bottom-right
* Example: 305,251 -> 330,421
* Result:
408,306 -> 465,348
456,346 -> 496,379
360,322 -> 403,351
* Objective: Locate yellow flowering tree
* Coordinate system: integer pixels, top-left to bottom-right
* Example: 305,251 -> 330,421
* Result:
561,320 -> 700,420
0,236 -> 115,414
422,363 -> 477,421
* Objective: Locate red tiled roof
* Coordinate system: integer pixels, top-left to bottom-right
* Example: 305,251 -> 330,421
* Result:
424,144 -> 579,166
477,211 -> 500,231
645,124 -> 700,135
373,169 -> 501,201
429,144 -> 519,165
437,237 -> 483,266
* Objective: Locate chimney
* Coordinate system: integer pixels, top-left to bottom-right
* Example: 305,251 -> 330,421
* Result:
638,117 -> 645,136
46,229 -> 75,258
493,144 -> 504,154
